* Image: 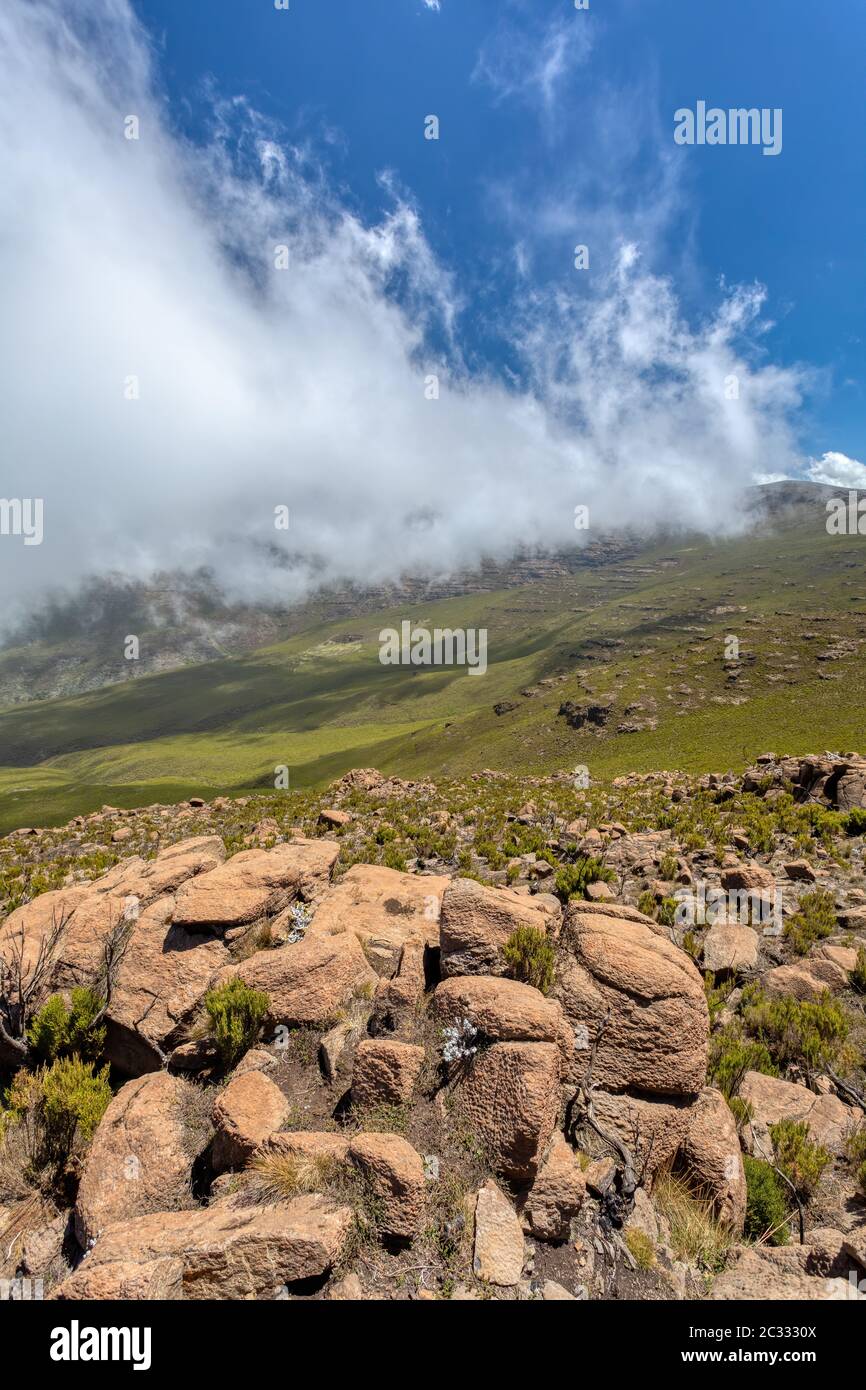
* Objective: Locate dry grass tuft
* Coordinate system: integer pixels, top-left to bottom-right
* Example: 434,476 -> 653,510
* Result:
653,1170 -> 737,1272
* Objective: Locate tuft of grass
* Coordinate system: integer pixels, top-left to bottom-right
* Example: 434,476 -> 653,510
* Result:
624,1226 -> 656,1270
27,988 -> 106,1064
653,1171 -> 736,1272
249,1148 -> 344,1201
844,1125 -> 866,1195
555,855 -> 614,902
707,1025 -> 777,1100
742,987 -> 850,1074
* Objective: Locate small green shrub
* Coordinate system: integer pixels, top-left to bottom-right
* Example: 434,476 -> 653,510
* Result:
27,988 -> 106,1063
852,947 -> 866,996
743,1156 -> 790,1245
844,1127 -> 866,1194
554,856 -> 614,902
637,889 -> 656,917
707,1026 -> 777,1100
502,926 -> 556,994
658,851 -> 678,881
842,807 -> 866,836
38,1057 -> 112,1157
743,989 -> 850,1073
204,978 -> 270,1068
769,1118 -> 831,1199
783,889 -> 836,956
656,896 -> 678,928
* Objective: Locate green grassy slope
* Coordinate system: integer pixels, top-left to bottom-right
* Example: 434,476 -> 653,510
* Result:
1,507 -> 864,832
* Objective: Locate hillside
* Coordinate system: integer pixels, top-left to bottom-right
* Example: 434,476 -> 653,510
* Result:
0,483 -> 864,834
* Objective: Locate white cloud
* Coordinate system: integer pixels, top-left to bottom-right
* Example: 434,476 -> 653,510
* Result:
474,13 -> 594,116
0,0 -> 809,629
806,452 -> 866,487
422,1 -> 441,10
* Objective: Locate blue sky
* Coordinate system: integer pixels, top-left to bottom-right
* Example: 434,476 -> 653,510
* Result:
135,0 -> 865,462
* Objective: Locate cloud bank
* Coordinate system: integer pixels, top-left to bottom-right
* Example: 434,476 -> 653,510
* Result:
0,0 -> 810,628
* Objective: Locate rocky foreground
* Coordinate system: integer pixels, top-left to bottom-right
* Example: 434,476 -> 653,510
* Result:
1,755 -> 865,1301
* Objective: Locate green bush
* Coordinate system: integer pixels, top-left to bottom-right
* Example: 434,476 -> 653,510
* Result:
3,1058 -> 112,1178
743,1156 -> 790,1245
852,947 -> 866,996
707,1025 -> 777,1100
39,1057 -> 112,1158
770,1118 -> 831,1199
637,889 -> 656,917
554,856 -> 614,902
204,978 -> 270,1068
842,807 -> 866,836
656,896 -> 678,928
743,989 -> 849,1073
27,988 -> 106,1063
658,851 -> 678,881
845,1127 -> 866,1194
783,889 -> 836,956
502,926 -> 556,994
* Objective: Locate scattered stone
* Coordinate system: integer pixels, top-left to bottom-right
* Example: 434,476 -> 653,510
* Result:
473,1180 -> 524,1286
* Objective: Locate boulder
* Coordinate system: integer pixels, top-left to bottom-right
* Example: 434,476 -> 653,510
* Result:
222,932 -> 377,1030
761,957 -> 849,1000
347,1133 -> 426,1240
814,943 -> 859,973
720,862 -> 776,892
431,975 -> 569,1055
784,860 -> 817,882
590,1091 -> 694,1181
172,840 -> 339,932
75,1074 -> 201,1248
211,1071 -> 290,1172
523,1132 -> 586,1241
370,940 -> 427,1027
473,1180 -> 524,1286
677,1087 -> 746,1232
59,1197 -> 353,1299
702,924 -> 759,975
93,836 -> 226,904
103,897 -> 229,1074
710,1244 -> 864,1301
552,907 -> 708,1095
455,1041 -> 560,1182
440,878 -> 560,978
53,1256 -> 185,1301
309,864 -> 449,965
740,1071 -> 854,1154
351,1039 -> 425,1109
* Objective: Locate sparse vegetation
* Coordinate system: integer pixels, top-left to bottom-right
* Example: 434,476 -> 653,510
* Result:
653,1171 -> 736,1271
783,888 -> 836,956
743,1155 -> 790,1245
204,978 -> 270,1069
769,1119 -> 831,1199
27,987 -> 106,1064
502,926 -> 556,994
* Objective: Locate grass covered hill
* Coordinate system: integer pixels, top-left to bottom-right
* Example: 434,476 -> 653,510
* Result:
0,483 -> 864,833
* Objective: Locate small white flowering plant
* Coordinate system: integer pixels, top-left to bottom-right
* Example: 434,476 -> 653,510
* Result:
441,1016 -> 478,1064
286,900 -> 314,943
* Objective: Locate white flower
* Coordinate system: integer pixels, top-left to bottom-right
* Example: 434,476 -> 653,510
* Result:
441,1016 -> 478,1063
